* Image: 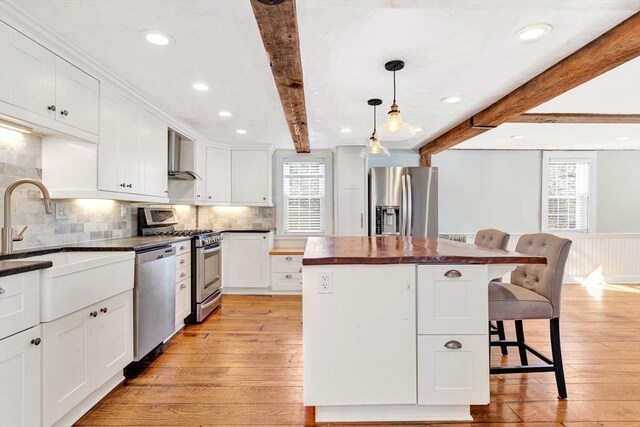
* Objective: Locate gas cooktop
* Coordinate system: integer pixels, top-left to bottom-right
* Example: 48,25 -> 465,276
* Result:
147,229 -> 218,237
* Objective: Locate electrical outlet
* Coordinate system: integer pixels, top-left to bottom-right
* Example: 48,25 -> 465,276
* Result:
317,272 -> 332,294
55,202 -> 68,220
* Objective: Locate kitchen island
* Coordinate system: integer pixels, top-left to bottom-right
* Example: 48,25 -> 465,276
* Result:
302,236 -> 545,423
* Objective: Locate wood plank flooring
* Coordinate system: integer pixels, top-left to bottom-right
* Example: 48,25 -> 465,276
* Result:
76,284 -> 640,426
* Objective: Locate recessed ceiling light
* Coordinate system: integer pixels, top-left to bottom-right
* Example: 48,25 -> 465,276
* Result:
218,111 -> 232,117
615,136 -> 629,141
140,30 -> 175,46
340,128 -> 352,133
511,135 -> 525,139
235,129 -> 247,135
441,96 -> 462,104
192,82 -> 209,91
516,24 -> 552,42
413,127 -> 423,132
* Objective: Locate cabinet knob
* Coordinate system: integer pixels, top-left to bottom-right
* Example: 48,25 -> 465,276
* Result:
285,256 -> 293,261
180,283 -> 187,289
89,311 -> 98,317
444,340 -> 462,350
262,197 -> 266,200
126,184 -> 132,188
285,274 -> 293,279
180,272 -> 186,278
180,246 -> 186,251
47,104 -> 56,112
100,307 -> 108,313
263,236 -> 266,239
208,196 -> 212,199
60,109 -> 69,116
196,195 -> 201,198
120,183 -> 126,187
444,269 -> 462,278
180,259 -> 186,265
0,286 -> 4,295
31,337 -> 42,346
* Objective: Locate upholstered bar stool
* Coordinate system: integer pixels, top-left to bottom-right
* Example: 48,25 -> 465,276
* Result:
474,229 -> 510,355
489,233 -> 572,399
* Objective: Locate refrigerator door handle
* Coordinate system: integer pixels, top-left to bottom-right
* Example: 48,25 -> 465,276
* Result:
401,175 -> 407,236
406,174 -> 413,236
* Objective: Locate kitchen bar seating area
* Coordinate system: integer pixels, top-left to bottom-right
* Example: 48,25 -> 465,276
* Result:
0,0 -> 638,426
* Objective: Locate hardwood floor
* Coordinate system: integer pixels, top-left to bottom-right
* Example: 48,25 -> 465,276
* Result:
76,284 -> 640,426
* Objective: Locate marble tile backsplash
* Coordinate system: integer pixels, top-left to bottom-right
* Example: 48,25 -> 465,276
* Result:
199,206 -> 276,230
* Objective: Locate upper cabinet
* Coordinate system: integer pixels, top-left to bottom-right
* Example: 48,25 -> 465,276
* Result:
335,146 -> 368,236
206,146 -> 231,204
0,21 -> 99,141
232,150 -> 273,206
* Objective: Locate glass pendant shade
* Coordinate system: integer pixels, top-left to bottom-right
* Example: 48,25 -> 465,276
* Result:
379,60 -> 416,142
359,131 -> 390,159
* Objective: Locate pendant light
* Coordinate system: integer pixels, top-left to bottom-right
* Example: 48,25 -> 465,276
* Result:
360,99 -> 390,159
378,60 -> 416,141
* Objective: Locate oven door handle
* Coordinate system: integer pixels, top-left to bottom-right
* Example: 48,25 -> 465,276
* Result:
201,246 -> 221,255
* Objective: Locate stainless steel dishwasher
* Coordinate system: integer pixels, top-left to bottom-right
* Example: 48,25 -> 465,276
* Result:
134,245 -> 176,361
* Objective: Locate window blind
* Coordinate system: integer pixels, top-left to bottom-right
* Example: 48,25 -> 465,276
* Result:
547,160 -> 590,231
283,160 -> 325,233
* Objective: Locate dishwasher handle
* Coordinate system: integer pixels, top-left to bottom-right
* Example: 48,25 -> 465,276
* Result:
136,246 -> 176,265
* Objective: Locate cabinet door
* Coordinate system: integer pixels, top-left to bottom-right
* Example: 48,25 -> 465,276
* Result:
231,150 -> 271,205
123,102 -> 144,194
42,306 -> 97,427
193,142 -> 207,203
175,278 -> 190,330
206,147 -> 231,203
98,86 -> 126,193
225,233 -> 270,287
96,291 -> 133,386
335,146 -> 367,236
140,110 -> 168,197
0,22 -> 56,120
417,335 -> 489,405
0,325 -> 41,427
417,265 -> 488,335
55,57 -> 99,134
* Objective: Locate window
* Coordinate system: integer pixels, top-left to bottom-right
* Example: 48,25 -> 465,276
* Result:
542,152 -> 597,233
283,160 -> 326,233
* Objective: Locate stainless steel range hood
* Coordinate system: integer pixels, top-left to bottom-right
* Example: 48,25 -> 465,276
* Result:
168,129 -> 201,180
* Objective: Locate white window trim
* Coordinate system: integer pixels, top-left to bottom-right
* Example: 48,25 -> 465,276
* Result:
274,149 -> 334,236
541,151 -> 597,233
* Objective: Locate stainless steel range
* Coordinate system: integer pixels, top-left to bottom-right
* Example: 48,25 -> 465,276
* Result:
138,207 -> 222,323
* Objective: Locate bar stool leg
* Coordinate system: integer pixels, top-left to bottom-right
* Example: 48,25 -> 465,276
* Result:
496,320 -> 508,355
514,320 -> 528,366
550,318 -> 567,399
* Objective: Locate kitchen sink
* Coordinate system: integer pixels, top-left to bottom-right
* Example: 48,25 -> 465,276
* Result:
27,251 -> 135,322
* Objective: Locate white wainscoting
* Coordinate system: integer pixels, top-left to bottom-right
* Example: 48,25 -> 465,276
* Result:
456,233 -> 640,284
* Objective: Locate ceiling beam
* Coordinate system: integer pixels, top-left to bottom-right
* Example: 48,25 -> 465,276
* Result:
420,11 -> 640,156
507,113 -> 640,124
251,0 -> 310,153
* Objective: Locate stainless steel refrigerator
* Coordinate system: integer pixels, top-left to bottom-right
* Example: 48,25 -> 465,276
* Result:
369,167 -> 438,237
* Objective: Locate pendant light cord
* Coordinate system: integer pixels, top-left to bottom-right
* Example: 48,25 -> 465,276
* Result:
372,104 -> 377,133
393,70 -> 397,103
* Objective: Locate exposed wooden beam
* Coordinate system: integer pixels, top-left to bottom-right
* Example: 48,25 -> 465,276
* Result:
419,152 -> 432,167
251,0 -> 310,153
420,11 -> 640,156
508,113 -> 640,124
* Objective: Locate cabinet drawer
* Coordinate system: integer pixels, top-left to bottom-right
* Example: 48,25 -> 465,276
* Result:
271,255 -> 303,273
417,335 -> 489,405
176,253 -> 191,268
417,265 -> 487,335
271,272 -> 302,291
176,265 -> 190,283
173,241 -> 191,256
0,271 -> 40,340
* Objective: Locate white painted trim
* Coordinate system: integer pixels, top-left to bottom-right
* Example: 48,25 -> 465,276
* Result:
315,405 -> 472,423
222,287 -> 300,296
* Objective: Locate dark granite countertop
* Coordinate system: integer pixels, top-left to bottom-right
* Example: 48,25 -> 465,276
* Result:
0,260 -> 53,277
221,229 -> 274,233
303,236 -> 547,266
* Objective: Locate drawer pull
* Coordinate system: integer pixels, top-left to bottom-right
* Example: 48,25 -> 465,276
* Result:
299,268 -> 302,273
285,274 -> 293,279
444,340 -> 462,350
444,269 -> 462,278
180,259 -> 186,265
285,256 -> 293,261
180,246 -> 186,250
0,287 -> 4,295
100,307 -> 108,313
180,272 -> 187,278
89,311 -> 98,317
31,337 -> 41,346
180,283 -> 187,289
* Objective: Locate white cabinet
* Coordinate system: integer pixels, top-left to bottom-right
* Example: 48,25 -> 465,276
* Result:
335,146 -> 367,236
0,271 -> 39,341
0,22 -> 98,137
194,142 -> 207,203
270,253 -> 303,292
42,290 -> 133,427
98,84 -> 167,198
231,150 -> 272,206
206,146 -> 231,204
0,324 -> 42,427
173,242 -> 192,331
223,232 -> 273,288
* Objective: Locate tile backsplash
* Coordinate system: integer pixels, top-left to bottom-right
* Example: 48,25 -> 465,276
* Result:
0,129 -> 273,250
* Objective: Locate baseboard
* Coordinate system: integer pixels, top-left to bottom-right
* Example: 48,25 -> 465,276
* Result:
222,287 -> 301,296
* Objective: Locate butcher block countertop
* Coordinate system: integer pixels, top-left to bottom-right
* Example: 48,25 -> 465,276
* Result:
302,236 -> 547,266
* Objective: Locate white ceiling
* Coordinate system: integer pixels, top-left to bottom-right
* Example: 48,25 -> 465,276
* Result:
9,0 -> 640,151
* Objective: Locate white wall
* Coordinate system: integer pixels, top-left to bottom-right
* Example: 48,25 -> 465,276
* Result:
367,149 -> 420,169
596,151 -> 640,233
432,150 -> 542,234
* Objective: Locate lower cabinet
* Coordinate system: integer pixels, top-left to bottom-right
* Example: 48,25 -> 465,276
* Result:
0,324 -> 42,427
42,290 -> 133,427
223,232 -> 273,289
270,253 -> 303,292
173,242 -> 192,332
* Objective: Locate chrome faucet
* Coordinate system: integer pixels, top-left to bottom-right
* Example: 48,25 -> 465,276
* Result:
2,178 -> 53,254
